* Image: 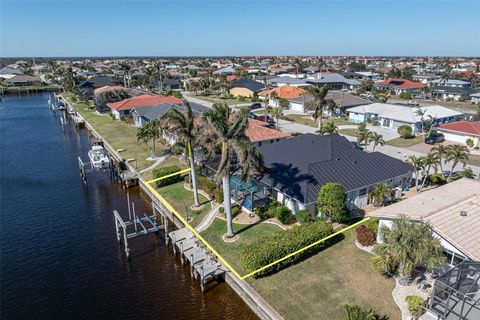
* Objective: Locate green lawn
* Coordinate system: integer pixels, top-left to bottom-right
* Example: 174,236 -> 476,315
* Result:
64,95 -> 166,170
0,84 -> 61,91
201,218 -> 284,273
338,128 -> 358,137
158,181 -> 211,228
386,135 -> 424,147
468,154 -> 480,167
248,228 -> 400,320
286,114 -> 355,127
188,94 -> 249,105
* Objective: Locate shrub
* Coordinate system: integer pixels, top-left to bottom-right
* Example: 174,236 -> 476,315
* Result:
241,220 -> 334,277
405,295 -> 426,317
428,173 -> 447,186
184,175 -> 191,185
399,92 -> 412,100
153,165 -> 182,187
196,175 -> 216,198
296,210 -> 312,223
231,203 -> 241,217
171,142 -> 185,155
214,187 -> 224,203
365,217 -> 379,235
356,225 -> 376,246
275,206 -> 292,224
266,200 -> 281,217
218,207 -> 225,214
398,125 -> 414,138
317,183 -> 349,222
466,138 -> 474,148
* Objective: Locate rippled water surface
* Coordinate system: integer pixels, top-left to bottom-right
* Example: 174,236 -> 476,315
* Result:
0,94 -> 257,320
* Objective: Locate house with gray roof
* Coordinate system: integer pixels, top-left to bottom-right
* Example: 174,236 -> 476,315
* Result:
306,73 -> 360,90
289,91 -> 371,114
268,76 -> 311,88
257,134 -> 413,214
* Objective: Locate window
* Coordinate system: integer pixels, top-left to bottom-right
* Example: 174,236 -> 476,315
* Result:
359,188 -> 367,197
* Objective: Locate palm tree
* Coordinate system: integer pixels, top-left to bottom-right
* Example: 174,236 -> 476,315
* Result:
420,152 -> 439,190
326,99 -> 338,117
136,125 -> 154,156
203,103 -> 264,237
445,144 -> 470,182
368,183 -> 392,206
408,155 -> 424,191
372,217 -> 446,284
369,132 -> 385,152
356,130 -> 372,149
162,102 -> 200,207
143,67 -> 157,90
415,107 -> 426,133
118,61 -> 131,88
154,60 -> 165,91
341,304 -> 377,320
431,144 -> 448,174
270,107 -> 284,130
305,85 -> 329,130
318,121 -> 338,135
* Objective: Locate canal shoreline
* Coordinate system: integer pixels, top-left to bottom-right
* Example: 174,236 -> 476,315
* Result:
58,94 -> 284,320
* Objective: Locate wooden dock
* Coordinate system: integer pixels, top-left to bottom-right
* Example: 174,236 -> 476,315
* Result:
169,228 -> 225,292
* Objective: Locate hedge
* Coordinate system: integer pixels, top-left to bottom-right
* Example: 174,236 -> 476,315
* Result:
296,210 -> 312,223
153,165 -> 183,188
196,175 -> 216,198
241,220 -> 334,277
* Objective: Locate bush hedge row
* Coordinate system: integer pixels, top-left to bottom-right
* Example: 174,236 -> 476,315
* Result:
241,220 -> 334,277
153,165 -> 183,187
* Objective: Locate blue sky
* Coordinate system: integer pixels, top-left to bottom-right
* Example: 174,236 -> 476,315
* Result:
1,0 -> 479,57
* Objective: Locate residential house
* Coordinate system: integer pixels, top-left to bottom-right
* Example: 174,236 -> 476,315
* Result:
347,103 -> 462,133
306,73 -> 360,90
257,134 -> 413,214
437,121 -> 480,147
471,93 -> 480,105
368,178 -> 480,263
93,86 -> 130,112
213,66 -> 235,75
431,86 -> 479,101
258,85 -> 307,108
228,79 -> 266,98
3,75 -> 41,86
268,76 -> 311,88
157,78 -> 182,91
289,91 -> 371,114
379,78 -> 426,95
245,119 -> 290,147
0,66 -> 24,79
132,103 -> 185,128
79,76 -> 122,99
107,94 -> 183,120
429,78 -> 472,88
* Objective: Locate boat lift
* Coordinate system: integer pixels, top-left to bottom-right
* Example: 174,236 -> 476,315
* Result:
78,155 -> 111,185
113,195 -> 169,258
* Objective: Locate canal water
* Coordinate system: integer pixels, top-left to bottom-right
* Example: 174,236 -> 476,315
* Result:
0,93 -> 257,320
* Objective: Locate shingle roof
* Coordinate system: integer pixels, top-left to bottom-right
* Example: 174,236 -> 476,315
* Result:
79,76 -> 121,88
107,94 -> 183,110
291,91 -> 371,108
259,134 -> 413,204
437,121 -> 480,136
229,79 -> 266,92
306,73 -> 360,86
132,103 -> 185,121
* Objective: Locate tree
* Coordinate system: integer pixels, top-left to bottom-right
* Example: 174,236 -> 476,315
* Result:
271,107 -> 284,130
317,183 -> 348,222
420,152 -> 439,190
357,129 -> 373,148
445,144 -> 470,182
431,144 -> 448,174
368,183 -> 392,206
397,125 -> 413,139
369,132 -> 385,152
305,85 -> 329,130
203,103 -> 264,237
162,102 -> 200,207
372,217 -> 446,284
415,107 -> 426,133
408,155 -> 424,192
341,304 -> 377,320
118,61 -> 131,88
318,121 -> 338,135
359,79 -> 375,93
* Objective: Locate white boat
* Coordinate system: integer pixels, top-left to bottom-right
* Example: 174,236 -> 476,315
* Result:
57,101 -> 66,111
88,146 -> 110,170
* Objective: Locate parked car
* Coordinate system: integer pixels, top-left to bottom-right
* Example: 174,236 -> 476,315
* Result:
424,133 -> 445,144
248,112 -> 258,119
249,103 -> 262,110
255,115 -> 275,125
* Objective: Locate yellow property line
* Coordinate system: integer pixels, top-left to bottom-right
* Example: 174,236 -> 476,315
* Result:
146,168 -> 369,280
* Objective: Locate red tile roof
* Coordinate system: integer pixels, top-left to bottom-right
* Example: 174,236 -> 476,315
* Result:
258,85 -> 307,99
438,121 -> 480,136
245,119 -> 290,143
383,78 -> 426,89
107,94 -> 183,111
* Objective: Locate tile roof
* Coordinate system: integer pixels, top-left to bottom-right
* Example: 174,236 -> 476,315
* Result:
437,121 -> 480,136
245,119 -> 290,143
368,179 -> 480,261
107,94 -> 183,111
259,134 -> 412,204
93,85 -> 127,95
258,85 -> 307,99
383,78 -> 426,89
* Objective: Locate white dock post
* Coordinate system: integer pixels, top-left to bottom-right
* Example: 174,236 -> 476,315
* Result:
123,227 -> 129,258
190,254 -> 194,278
127,193 -> 131,221
132,202 -> 137,233
114,216 -> 121,243
180,242 -> 184,264
163,215 -> 169,245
